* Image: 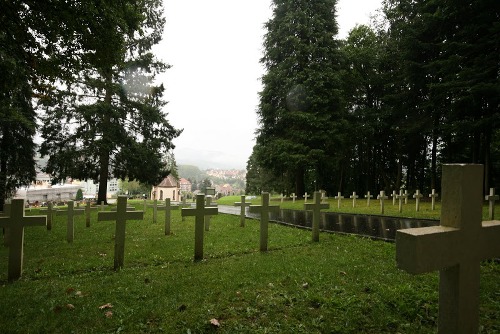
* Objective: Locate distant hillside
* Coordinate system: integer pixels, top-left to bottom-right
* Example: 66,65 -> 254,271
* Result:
177,165 -> 207,181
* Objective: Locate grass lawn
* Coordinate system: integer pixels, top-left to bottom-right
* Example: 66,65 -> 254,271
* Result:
0,201 -> 498,333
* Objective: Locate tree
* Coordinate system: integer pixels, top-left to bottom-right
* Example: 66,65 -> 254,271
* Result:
0,1 -> 78,210
200,178 -> 212,195
75,189 -> 84,201
39,0 -> 181,204
254,0 -> 344,197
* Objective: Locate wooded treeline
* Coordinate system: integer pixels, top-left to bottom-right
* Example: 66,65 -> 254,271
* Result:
0,0 -> 180,210
246,0 -> 500,197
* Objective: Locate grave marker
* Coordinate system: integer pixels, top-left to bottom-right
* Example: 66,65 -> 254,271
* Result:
204,195 -> 215,231
304,191 -> 330,242
377,191 -> 388,214
148,200 -> 161,223
404,190 -> 409,204
429,189 -> 439,211
250,192 -> 280,252
290,193 -> 297,203
56,201 -> 84,243
391,190 -> 397,205
349,192 -> 359,208
485,188 -> 498,220
0,199 -> 46,281
84,200 -> 98,227
303,192 -> 310,203
162,198 -> 178,235
280,193 -> 285,203
396,189 -> 404,213
334,192 -> 344,208
181,194 -> 218,261
234,195 -> 251,227
100,201 -> 108,211
365,191 -> 373,206
39,202 -> 55,230
396,164 -> 500,333
98,196 -> 144,269
413,190 -> 423,212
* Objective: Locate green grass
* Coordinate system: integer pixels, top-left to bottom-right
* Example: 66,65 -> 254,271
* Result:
0,202 -> 498,333
217,195 -> 499,220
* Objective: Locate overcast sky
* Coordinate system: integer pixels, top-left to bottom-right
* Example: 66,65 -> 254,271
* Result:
154,0 -> 382,170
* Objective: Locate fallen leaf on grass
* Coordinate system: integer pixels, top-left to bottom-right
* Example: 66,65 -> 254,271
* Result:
66,304 -> 75,310
99,303 -> 113,310
210,318 -> 220,327
105,311 -> 113,318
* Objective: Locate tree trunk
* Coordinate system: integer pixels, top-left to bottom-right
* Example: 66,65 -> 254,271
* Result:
295,167 -> 305,197
97,71 -> 113,205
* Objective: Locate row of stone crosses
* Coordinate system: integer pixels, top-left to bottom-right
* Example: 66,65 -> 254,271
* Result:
0,164 -> 499,333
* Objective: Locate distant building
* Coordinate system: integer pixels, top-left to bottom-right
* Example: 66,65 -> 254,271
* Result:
151,175 -> 180,201
216,184 -> 233,196
179,178 -> 192,193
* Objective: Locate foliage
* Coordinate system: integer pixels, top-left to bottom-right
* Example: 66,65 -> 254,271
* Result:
75,189 -> 84,201
39,0 -> 181,204
0,206 -> 498,332
118,178 -> 150,198
254,0 -> 344,197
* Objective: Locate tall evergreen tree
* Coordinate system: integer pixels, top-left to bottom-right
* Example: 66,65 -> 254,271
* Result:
255,0 -> 344,196
39,0 -> 181,204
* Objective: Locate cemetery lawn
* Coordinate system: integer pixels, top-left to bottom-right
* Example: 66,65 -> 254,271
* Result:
0,203 -> 498,333
217,195 -> 498,220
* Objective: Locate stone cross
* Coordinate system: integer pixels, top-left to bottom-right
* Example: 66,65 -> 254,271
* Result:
181,194 -> 218,261
56,201 -> 84,243
349,192 -> 359,208
429,189 -> 439,211
377,191 -> 388,214
290,193 -> 297,203
234,195 -> 250,227
179,196 -> 190,221
0,199 -> 46,281
334,192 -> 344,208
250,192 -> 280,252
404,190 -> 409,204
485,187 -> 498,220
396,164 -> 500,334
304,191 -> 330,242
161,198 -> 178,235
280,193 -> 285,203
100,201 -> 107,211
365,191 -> 373,206
148,200 -> 161,223
143,199 -> 147,212
84,200 -> 97,227
303,192 -> 310,203
98,196 -> 144,270
204,195 -> 215,231
39,202 -> 55,231
320,190 -> 328,201
413,190 -> 423,212
391,190 -> 397,205
396,189 -> 404,213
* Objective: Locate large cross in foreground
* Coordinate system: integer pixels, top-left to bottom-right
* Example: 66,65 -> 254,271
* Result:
304,191 -> 330,242
396,164 -> 500,333
0,199 -> 46,281
250,192 -> 280,252
181,194 -> 218,261
98,196 -> 144,270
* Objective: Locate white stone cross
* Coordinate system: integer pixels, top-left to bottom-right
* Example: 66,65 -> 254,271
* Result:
304,191 -> 330,242
303,192 -> 310,203
181,194 -> 218,261
84,200 -> 98,227
39,202 -> 55,231
413,190 -> 423,212
0,199 -> 46,281
280,193 -> 285,203
485,187 -> 498,220
250,192 -> 280,252
98,196 -> 144,270
365,191 -> 373,206
290,193 -> 297,203
56,201 -> 84,243
234,195 -> 250,227
350,192 -> 359,208
391,190 -> 397,205
377,191 -> 388,214
404,190 -> 409,204
429,189 -> 439,211
320,190 -> 328,201
334,192 -> 344,208
396,189 -> 404,213
159,198 -> 178,235
396,164 -> 500,333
